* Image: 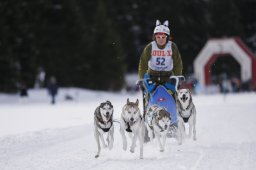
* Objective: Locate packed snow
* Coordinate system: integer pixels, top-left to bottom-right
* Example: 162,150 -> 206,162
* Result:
0,88 -> 256,170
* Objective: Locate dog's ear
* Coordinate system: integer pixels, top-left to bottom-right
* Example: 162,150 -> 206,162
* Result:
188,90 -> 193,102
127,98 -> 130,104
187,89 -> 191,94
100,102 -> 104,108
106,100 -> 113,107
159,109 -> 167,118
136,99 -> 139,106
156,115 -> 161,120
187,89 -> 192,99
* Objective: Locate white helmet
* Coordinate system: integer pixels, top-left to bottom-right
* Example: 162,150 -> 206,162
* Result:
153,20 -> 170,35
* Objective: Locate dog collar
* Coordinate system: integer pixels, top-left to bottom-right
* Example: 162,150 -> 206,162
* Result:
101,127 -> 111,132
123,115 -> 142,132
178,103 -> 193,119
122,117 -> 132,132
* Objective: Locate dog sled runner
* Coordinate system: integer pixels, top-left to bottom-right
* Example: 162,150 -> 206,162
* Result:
137,75 -> 184,138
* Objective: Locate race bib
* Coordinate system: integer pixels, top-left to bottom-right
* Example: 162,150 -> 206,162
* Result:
148,41 -> 173,71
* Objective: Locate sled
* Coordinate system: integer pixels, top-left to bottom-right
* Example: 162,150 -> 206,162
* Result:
147,85 -> 177,125
137,75 -> 184,138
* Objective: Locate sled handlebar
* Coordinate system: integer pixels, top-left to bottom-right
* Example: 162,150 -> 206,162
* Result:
136,79 -> 143,86
136,75 -> 185,91
169,75 -> 185,92
136,79 -> 145,91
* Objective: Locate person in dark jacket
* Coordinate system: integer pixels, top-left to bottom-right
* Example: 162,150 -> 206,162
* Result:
138,20 -> 183,88
19,82 -> 28,98
138,20 -> 183,96
47,76 -> 58,104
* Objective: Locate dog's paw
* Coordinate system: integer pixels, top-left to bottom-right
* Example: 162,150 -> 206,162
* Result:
123,145 -> 127,151
130,148 -> 135,153
148,134 -> 153,140
95,154 -> 99,158
193,136 -> 197,141
160,149 -> 164,152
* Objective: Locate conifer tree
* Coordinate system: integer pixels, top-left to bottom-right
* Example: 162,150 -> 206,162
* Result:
86,0 -> 125,91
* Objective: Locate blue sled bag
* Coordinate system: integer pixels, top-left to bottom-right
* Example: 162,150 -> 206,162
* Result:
147,85 -> 177,125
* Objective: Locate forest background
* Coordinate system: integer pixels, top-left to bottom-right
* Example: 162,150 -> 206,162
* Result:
0,0 -> 255,92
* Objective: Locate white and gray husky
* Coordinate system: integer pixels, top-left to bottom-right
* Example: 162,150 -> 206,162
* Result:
176,89 -> 197,143
145,104 -> 171,152
120,99 -> 145,159
94,101 -> 114,158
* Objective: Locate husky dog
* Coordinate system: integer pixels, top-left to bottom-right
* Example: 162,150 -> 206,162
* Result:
145,104 -> 171,152
94,101 -> 114,158
176,89 -> 196,142
120,99 -> 145,159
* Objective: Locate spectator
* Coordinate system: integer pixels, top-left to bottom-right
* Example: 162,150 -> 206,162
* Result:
19,81 -> 28,103
47,76 -> 58,104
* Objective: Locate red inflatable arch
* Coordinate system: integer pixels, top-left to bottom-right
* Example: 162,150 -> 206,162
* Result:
194,37 -> 256,87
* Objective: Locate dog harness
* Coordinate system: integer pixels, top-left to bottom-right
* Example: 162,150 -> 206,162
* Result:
123,115 -> 143,132
96,114 -> 113,132
178,101 -> 194,123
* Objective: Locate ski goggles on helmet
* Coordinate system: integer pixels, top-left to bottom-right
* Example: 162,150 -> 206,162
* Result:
155,33 -> 167,39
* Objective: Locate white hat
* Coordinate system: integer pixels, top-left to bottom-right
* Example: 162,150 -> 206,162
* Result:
153,20 -> 170,35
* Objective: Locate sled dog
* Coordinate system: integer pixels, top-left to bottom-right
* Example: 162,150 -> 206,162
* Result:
176,89 -> 196,143
94,101 -> 114,158
145,104 -> 171,152
120,99 -> 145,159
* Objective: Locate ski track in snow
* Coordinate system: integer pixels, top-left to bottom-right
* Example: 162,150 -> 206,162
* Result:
0,90 -> 256,170
2,125 -> 256,170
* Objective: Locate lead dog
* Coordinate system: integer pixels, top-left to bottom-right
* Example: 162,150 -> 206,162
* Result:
145,104 -> 171,152
176,89 -> 196,143
120,99 -> 145,159
94,101 -> 114,158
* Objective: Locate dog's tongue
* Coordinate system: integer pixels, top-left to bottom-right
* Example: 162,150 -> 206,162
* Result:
105,115 -> 111,121
181,96 -> 188,102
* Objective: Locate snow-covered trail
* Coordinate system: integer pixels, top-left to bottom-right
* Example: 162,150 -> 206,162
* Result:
0,90 -> 256,170
1,124 -> 256,170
